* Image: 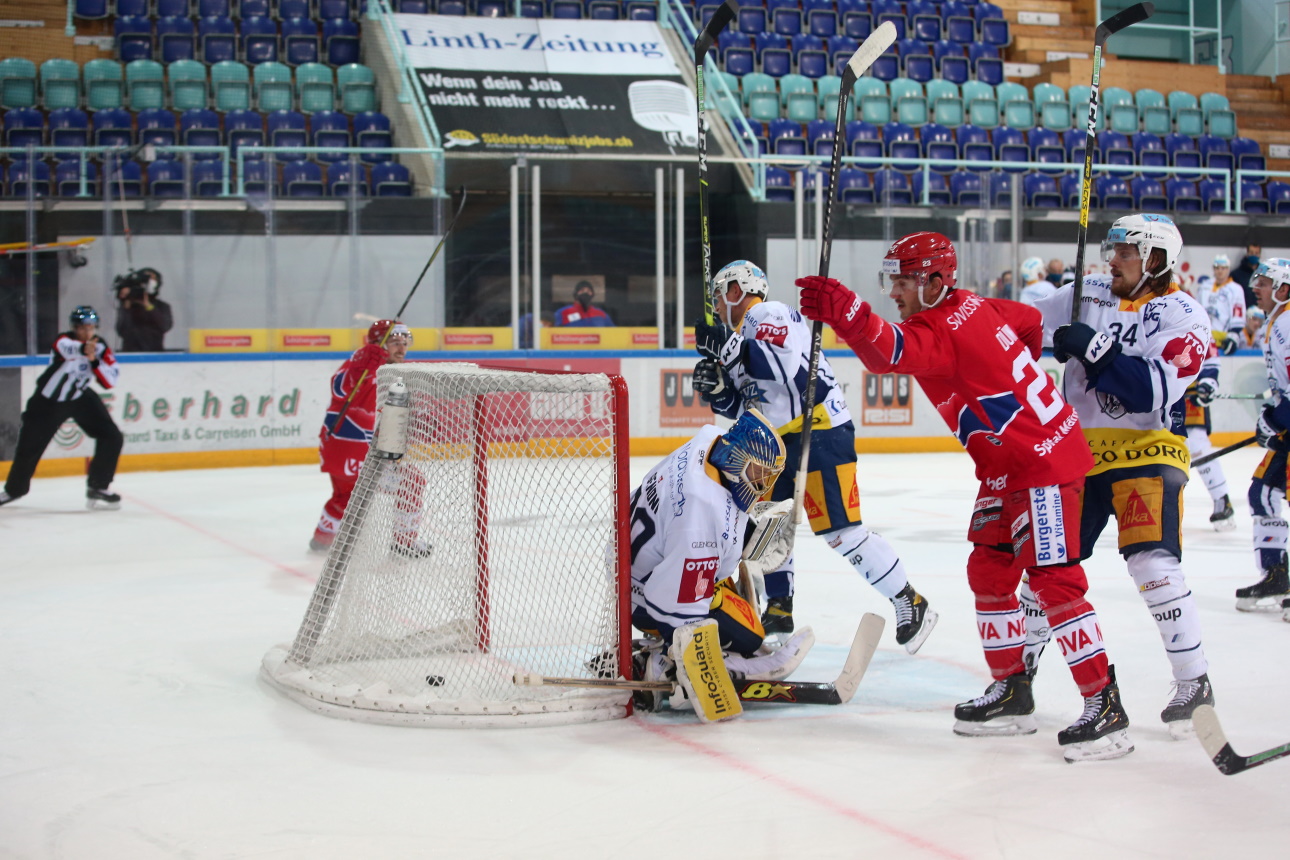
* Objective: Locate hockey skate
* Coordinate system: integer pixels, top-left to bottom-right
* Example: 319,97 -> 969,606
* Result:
1235,565 -> 1290,612
86,487 -> 121,511
630,638 -> 674,712
308,532 -> 334,554
761,595 -> 794,644
726,627 -> 816,681
891,584 -> 938,655
1160,673 -> 1214,740
1283,598 -> 1290,623
953,672 -> 1037,736
1058,666 -> 1134,762
0,490 -> 20,507
1210,495 -> 1236,532
391,537 -> 434,559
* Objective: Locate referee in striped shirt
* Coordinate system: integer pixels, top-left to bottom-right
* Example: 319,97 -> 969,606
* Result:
2,306 -> 124,510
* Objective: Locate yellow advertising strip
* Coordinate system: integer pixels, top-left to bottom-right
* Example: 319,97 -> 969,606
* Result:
1,447 -> 319,480
439,327 -> 510,350
189,329 -> 271,352
541,327 -> 662,350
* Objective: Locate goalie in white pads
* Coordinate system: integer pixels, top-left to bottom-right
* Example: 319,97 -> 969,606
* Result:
1034,214 -> 1216,740
692,260 -> 937,655
628,410 -> 813,722
1240,258 -> 1290,617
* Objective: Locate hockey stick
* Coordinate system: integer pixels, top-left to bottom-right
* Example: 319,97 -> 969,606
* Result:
516,613 -> 884,706
1069,2 -> 1155,325
792,22 -> 898,528
1193,704 -> 1290,775
1212,390 -> 1271,400
327,187 -> 468,438
694,0 -> 738,327
1192,435 -> 1258,468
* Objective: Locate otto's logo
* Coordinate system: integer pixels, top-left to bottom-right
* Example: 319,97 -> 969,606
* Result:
678,556 -> 719,603
755,322 -> 788,346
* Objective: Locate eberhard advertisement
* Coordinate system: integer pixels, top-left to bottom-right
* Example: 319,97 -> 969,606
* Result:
399,14 -> 698,154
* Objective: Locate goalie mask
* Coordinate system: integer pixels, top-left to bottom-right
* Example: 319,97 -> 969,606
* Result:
708,409 -> 787,512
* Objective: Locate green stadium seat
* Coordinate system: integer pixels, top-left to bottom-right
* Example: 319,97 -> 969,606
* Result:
890,77 -> 926,127
927,79 -> 963,128
0,58 -> 37,109
1201,92 -> 1236,139
741,72 -> 775,109
82,58 -> 123,110
297,63 -> 336,114
337,63 -> 376,114
963,80 -> 997,128
211,61 -> 250,112
254,61 -> 294,112
1169,90 -> 1203,136
126,60 -> 166,111
40,59 -> 81,110
855,76 -> 889,125
168,60 -> 208,111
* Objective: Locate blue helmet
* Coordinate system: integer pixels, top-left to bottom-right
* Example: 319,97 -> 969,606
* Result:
708,409 -> 787,512
69,305 -> 99,328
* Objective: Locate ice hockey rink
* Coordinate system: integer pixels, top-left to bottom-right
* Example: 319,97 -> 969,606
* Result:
3,447 -> 1287,859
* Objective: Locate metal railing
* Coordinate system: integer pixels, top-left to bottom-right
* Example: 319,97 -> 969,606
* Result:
1097,0 -> 1225,72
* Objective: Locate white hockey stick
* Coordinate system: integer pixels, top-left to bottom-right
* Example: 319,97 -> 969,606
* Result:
792,22 -> 898,529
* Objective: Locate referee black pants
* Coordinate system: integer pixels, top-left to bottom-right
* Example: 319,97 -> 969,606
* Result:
4,391 -> 123,498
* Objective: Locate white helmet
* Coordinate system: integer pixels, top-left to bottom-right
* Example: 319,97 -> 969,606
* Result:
1020,257 -> 1045,285
711,260 -> 769,327
1101,213 -> 1183,283
1213,253 -> 1231,268
1254,258 -> 1290,310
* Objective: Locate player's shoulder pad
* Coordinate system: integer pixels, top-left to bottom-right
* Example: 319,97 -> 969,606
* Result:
1147,289 -> 1210,338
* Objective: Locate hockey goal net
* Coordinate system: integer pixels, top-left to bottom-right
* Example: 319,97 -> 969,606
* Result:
262,362 -> 631,727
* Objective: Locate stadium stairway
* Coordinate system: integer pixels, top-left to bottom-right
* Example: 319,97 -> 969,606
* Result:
997,0 -> 1093,66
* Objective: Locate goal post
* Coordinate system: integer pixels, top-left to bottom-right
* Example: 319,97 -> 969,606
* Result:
262,362 -> 633,727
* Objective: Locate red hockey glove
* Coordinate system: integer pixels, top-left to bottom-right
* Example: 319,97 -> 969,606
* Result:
796,275 -> 871,342
352,343 -> 388,373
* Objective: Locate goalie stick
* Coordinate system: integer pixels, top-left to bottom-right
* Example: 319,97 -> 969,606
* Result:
328,186 -> 468,437
793,21 -> 898,529
515,612 -> 885,706
1069,2 -> 1155,324
694,0 -> 738,326
1192,435 -> 1258,468
1193,704 -> 1290,775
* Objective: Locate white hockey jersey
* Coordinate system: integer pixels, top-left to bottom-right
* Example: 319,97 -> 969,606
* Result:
724,299 -> 851,434
1260,306 -> 1290,407
1199,276 -> 1246,339
629,425 -> 747,633
1035,276 -> 1211,474
1019,280 -> 1057,307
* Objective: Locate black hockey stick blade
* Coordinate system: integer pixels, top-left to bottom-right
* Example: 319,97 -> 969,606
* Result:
694,0 -> 738,61
1096,2 -> 1155,45
1192,435 -> 1258,468
1193,704 -> 1290,775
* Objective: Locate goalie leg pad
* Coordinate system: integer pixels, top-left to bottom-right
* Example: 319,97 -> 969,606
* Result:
710,579 -> 766,657
670,620 -> 743,723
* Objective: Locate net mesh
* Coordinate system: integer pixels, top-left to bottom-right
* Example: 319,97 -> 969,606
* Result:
262,363 -> 629,727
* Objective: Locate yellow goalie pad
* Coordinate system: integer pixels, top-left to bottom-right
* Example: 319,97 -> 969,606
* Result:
671,619 -> 743,723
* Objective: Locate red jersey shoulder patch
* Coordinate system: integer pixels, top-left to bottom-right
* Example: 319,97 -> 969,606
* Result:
1162,332 -> 1205,377
755,322 -> 789,346
678,556 -> 719,603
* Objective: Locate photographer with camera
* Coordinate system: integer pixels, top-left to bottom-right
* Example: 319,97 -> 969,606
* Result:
115,267 -> 172,352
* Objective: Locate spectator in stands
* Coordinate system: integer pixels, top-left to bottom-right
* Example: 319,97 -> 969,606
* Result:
1046,258 -> 1066,287
554,280 -> 614,327
996,269 -> 1013,300
114,267 -> 173,352
518,311 -> 553,349
1233,242 -> 1262,307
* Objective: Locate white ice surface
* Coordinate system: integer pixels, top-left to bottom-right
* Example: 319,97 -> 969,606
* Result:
2,449 -> 1287,859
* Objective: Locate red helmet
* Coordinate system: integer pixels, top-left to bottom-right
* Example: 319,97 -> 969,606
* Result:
881,232 -> 957,289
367,319 -> 412,345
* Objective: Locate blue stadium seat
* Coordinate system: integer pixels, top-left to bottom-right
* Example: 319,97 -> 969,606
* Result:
283,160 -> 324,196
138,108 -> 179,151
437,0 -> 468,12
354,111 -> 393,161
1242,180 -> 1269,214
950,170 -> 981,205
980,18 -> 1009,48
1164,132 -> 1200,170
874,168 -> 912,205
267,109 -> 307,158
93,107 -> 134,148
283,17 -> 320,65
884,120 -> 920,168
956,123 -> 992,171
843,10 -> 872,40
846,119 -> 882,163
115,16 -> 154,63
1131,132 -> 1167,172
983,171 -> 1013,207
769,116 -> 806,156
912,170 -> 950,204
1166,178 -> 1201,211
199,0 -> 231,16
1198,134 -> 1233,173
157,0 -> 191,13
477,0 -> 507,14
1024,172 -> 1061,207
808,7 -> 838,38
1198,177 -> 1226,211
280,0 -> 311,17
1029,127 -> 1064,174
49,108 -> 89,159
626,1 -> 656,19
312,109 -> 351,161
76,0 -> 111,18
764,165 -> 794,201
181,107 -> 222,150
838,166 -> 873,202
239,0 -> 271,18
102,156 -> 143,196
192,160 -> 226,196
1131,176 -> 1168,210
328,161 -> 369,196
739,6 -> 768,34
240,158 -> 271,194
994,126 -> 1028,172
372,161 -> 413,196
398,0 -> 429,11
1097,130 -> 1133,167
807,118 -> 836,156
908,0 -> 940,41
1059,172 -> 1081,207
7,160 -> 51,198
3,107 -> 44,149
242,16 -> 280,64
149,160 -> 187,197
226,108 -> 264,155
158,16 -> 197,63
1231,136 -> 1265,172
55,159 -> 98,196
324,18 -> 360,66
200,16 -> 238,64
1267,180 -> 1290,214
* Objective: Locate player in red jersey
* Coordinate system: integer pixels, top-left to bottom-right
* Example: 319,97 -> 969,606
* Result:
797,232 -> 1132,762
311,319 -> 413,553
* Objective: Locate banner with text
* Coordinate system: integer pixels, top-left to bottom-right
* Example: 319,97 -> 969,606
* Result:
399,14 -> 694,154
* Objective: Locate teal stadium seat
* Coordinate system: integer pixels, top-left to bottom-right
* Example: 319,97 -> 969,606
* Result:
40,59 -> 81,110
0,58 -> 37,109
168,60 -> 208,111
82,58 -> 123,110
126,60 -> 166,111
255,62 -> 294,112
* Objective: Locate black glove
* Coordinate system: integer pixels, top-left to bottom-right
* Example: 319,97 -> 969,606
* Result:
1256,405 -> 1289,451
694,318 -> 746,368
1219,335 -> 1239,356
1052,322 -> 1121,375
692,358 -> 726,396
1192,377 -> 1218,407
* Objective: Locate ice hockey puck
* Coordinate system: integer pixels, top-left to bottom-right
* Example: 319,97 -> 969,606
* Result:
426,675 -> 445,687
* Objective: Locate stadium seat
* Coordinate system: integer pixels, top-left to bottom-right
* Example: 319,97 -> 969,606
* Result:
843,10 -> 872,40
927,79 -> 963,128
856,77 -> 890,125
138,108 -> 179,151
281,0 -> 313,18
1032,82 -> 1068,132
1198,134 -> 1233,173
971,47 -> 1002,86
75,0 -> 111,19
626,0 -> 656,19
980,17 -> 1009,48
283,17 -> 320,66
199,0 -> 231,15
846,119 -> 882,164
912,170 -> 951,205
180,108 -> 222,152
255,62 -> 294,113
908,0 -> 940,41
1169,90 -> 1203,137
8,160 -> 52,198
1131,131 -> 1167,172
338,63 -> 376,114
1094,175 -> 1132,209
890,77 -> 927,127
1059,173 -> 1081,207
158,0 -> 192,16
93,107 -> 134,148
874,168 -> 912,205
834,166 -> 870,203
922,122 -> 958,169
1198,177 -> 1226,211
1231,136 -> 1265,172
40,59 -> 81,111
158,16 -> 198,63
4,107 -> 44,149
328,161 -> 369,196
115,16 -> 154,63
1164,132 -> 1200,170
311,110 -> 350,161
199,15 -> 238,64
957,123 -> 993,171
242,16 -> 280,64
1024,172 -> 1062,207
353,111 -> 392,161
806,118 -> 835,156
884,121 -> 919,168
191,160 -> 226,196
1201,92 -> 1236,138
126,59 -> 165,111
1166,178 -> 1200,211
808,8 -> 838,38
1130,176 -> 1168,210
280,161 -> 322,196
212,60 -> 252,112
149,160 -> 187,197
49,108 -> 90,159
241,158 -> 271,194
83,58 -> 124,111
761,165 -> 790,202
768,117 -> 806,156
780,73 -> 817,122
102,156 -> 143,196
55,159 -> 98,197
1267,180 -> 1290,214
372,161 -> 412,197
297,63 -> 336,114
169,59 -> 209,111
994,126 -> 1028,172
324,18 -> 361,66
738,5 -> 767,34
1241,180 -> 1269,214
983,170 -> 1015,207
950,171 -> 981,206
1030,127 -> 1064,175
267,109 -> 308,159
226,108 -> 264,155
1102,87 -> 1136,134
397,0 -> 428,11
1098,130 -> 1133,168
